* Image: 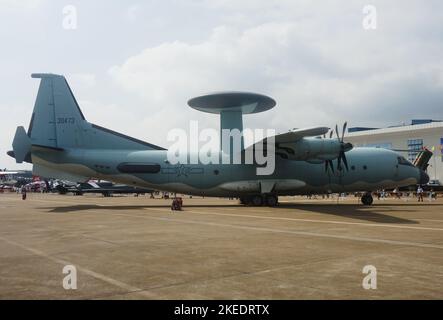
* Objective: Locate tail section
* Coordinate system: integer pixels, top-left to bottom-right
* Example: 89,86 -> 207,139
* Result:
29,73 -> 86,148
9,73 -> 166,182
24,73 -> 165,151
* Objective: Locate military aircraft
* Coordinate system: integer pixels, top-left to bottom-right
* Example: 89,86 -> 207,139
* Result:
8,73 -> 429,206
0,169 -> 33,186
55,180 -> 154,196
0,170 -> 19,186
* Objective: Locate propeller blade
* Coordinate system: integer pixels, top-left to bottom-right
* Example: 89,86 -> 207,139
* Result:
329,130 -> 333,138
341,121 -> 347,142
337,155 -> 342,171
335,124 -> 339,140
342,152 -> 349,171
325,159 -> 334,173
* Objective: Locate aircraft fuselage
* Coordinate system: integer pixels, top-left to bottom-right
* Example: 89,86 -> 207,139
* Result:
31,147 -> 424,197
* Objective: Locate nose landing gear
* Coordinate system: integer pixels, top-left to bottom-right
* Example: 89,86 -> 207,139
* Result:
361,192 -> 373,205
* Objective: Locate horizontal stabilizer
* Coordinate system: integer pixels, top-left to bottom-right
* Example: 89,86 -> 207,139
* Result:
12,126 -> 32,163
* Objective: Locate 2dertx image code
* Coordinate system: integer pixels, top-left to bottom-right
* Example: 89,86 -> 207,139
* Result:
174,304 -> 270,317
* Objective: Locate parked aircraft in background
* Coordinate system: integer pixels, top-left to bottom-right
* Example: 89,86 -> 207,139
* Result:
8,74 -> 430,206
0,169 -> 33,186
55,180 -> 154,196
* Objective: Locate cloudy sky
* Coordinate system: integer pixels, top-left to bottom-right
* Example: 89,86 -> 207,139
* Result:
1,0 -> 442,169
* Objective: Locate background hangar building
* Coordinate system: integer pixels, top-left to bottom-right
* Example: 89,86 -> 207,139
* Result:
345,119 -> 443,184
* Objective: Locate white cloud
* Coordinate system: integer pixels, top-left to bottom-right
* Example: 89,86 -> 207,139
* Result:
108,13 -> 443,139
108,23 -> 306,146
109,23 -> 293,100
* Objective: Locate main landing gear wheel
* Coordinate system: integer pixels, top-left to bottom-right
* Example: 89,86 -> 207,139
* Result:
251,195 -> 263,206
239,195 -> 278,207
361,193 -> 373,205
265,195 -> 278,207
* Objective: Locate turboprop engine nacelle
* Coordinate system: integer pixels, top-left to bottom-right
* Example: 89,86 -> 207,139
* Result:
277,137 -> 346,162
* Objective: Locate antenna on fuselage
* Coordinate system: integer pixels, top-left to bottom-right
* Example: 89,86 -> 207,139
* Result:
187,92 -> 276,156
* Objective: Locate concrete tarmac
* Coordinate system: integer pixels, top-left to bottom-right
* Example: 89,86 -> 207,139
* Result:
0,193 -> 442,299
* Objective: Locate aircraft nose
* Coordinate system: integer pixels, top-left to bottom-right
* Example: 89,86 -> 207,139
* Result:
419,169 -> 429,185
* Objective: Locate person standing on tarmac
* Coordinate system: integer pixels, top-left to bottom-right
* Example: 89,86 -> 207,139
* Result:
417,185 -> 424,202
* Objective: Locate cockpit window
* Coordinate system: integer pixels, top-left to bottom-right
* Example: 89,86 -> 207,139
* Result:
397,156 -> 414,166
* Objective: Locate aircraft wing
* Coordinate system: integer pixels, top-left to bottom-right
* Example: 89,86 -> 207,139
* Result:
245,126 -> 329,151
272,127 -> 329,144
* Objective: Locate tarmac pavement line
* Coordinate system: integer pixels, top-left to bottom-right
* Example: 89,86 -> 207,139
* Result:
109,211 -> 443,250
0,235 -> 157,299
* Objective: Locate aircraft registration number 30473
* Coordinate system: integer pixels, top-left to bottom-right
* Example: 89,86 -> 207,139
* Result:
57,117 -> 75,124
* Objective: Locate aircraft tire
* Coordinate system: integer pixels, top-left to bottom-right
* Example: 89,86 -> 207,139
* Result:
251,195 -> 263,206
265,195 -> 278,207
361,193 -> 373,205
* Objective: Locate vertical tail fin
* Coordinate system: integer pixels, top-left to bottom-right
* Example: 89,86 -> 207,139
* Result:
29,73 -> 86,148
25,73 -> 164,151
